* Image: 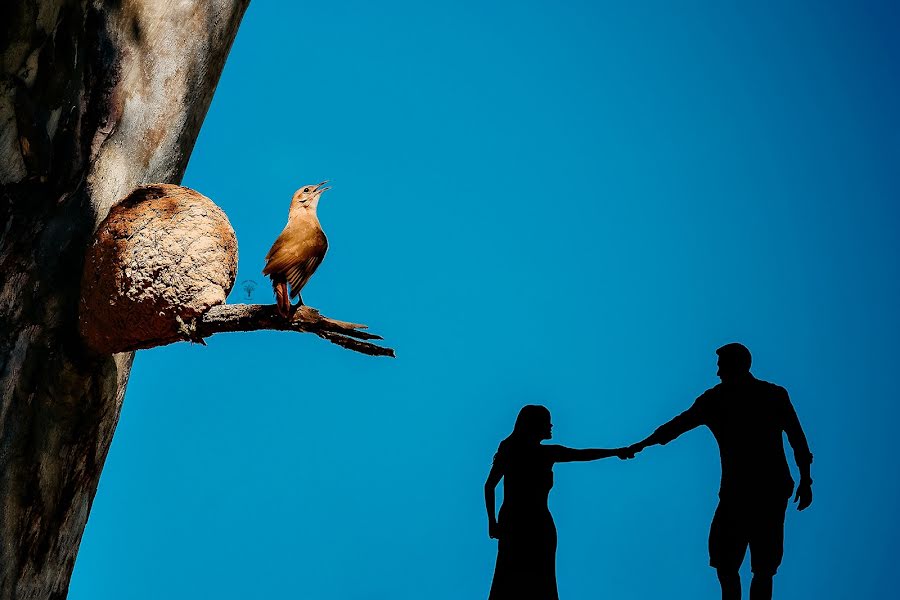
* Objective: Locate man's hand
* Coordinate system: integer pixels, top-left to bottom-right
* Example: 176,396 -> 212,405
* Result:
489,521 -> 501,539
794,480 -> 813,511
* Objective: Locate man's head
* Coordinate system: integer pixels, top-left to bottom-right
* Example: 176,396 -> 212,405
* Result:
716,342 -> 752,382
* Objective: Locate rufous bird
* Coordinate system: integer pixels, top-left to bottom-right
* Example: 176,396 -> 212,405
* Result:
263,182 -> 330,317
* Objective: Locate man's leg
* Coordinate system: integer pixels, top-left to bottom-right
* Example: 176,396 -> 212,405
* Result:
750,573 -> 773,600
717,569 -> 741,600
710,500 -> 747,600
748,497 -> 788,600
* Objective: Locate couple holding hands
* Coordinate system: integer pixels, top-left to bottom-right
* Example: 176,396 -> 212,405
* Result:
484,343 -> 813,600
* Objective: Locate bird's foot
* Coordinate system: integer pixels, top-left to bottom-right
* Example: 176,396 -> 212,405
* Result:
288,297 -> 304,320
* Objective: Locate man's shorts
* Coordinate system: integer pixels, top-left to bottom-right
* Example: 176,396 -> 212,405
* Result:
708,495 -> 789,576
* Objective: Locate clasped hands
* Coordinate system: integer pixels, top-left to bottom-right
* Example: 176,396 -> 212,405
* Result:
614,442 -> 647,460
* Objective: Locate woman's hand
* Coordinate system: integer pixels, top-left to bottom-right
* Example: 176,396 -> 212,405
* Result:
489,521 -> 501,540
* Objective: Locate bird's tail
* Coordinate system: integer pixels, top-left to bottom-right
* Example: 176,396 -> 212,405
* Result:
271,275 -> 290,318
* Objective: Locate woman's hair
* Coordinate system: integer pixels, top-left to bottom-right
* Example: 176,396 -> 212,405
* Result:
496,405 -> 550,460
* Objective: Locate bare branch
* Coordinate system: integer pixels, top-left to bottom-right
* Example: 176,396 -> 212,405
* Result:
193,304 -> 395,357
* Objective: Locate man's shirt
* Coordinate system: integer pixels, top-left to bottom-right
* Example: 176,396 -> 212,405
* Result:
648,375 -> 812,500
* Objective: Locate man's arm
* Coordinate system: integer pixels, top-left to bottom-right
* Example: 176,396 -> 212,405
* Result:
629,395 -> 708,453
782,387 -> 813,510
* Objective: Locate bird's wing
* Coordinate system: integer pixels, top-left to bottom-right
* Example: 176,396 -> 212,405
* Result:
262,226 -> 310,275
285,230 -> 328,298
285,253 -> 324,298
262,228 -> 291,276
262,226 -> 328,298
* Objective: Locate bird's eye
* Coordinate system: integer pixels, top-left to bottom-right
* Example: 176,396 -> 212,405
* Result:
303,187 -> 310,193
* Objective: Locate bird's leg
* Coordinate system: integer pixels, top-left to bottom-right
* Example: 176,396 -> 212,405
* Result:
274,280 -> 290,318
288,294 -> 304,319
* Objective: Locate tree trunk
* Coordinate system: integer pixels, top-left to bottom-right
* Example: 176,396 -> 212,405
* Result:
0,1 -> 250,598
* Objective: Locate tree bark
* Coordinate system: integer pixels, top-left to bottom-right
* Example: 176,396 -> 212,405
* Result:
0,1 -> 250,598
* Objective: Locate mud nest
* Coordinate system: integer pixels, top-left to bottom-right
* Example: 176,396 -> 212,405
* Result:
79,184 -> 238,353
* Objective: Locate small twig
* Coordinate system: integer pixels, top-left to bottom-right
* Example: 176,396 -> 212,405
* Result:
193,304 -> 395,357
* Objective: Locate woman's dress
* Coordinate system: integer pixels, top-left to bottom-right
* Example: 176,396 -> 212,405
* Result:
488,444 -> 558,600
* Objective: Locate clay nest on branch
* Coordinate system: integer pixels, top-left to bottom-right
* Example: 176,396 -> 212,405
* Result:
79,184 -> 393,357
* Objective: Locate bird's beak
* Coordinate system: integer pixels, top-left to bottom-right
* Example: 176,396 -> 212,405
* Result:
314,181 -> 331,193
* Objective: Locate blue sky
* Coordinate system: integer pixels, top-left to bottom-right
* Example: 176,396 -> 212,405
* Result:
70,1 -> 899,598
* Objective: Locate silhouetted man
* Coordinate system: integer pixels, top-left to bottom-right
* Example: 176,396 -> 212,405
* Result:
628,343 -> 813,600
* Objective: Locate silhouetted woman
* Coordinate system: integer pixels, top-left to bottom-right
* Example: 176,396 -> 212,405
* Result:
484,405 -> 631,600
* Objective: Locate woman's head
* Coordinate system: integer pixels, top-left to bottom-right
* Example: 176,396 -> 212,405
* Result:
510,405 -> 552,443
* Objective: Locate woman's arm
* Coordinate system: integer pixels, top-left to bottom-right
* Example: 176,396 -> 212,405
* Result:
484,463 -> 503,539
545,445 -> 634,463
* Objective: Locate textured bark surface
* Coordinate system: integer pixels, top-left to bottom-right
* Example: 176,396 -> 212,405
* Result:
80,184 -> 238,354
0,2 -> 249,598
